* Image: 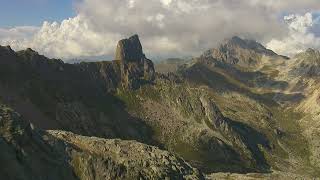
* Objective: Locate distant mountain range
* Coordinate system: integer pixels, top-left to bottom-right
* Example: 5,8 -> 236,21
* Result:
1,35 -> 320,179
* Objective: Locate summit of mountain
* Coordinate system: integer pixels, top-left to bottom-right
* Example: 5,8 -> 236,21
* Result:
199,36 -> 288,69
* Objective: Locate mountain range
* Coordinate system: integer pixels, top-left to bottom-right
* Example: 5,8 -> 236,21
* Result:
1,34 -> 320,179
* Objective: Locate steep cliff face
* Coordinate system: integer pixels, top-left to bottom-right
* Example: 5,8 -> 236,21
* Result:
115,34 -> 144,61
116,34 -> 155,89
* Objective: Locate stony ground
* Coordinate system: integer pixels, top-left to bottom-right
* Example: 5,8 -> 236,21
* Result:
0,103 -> 204,180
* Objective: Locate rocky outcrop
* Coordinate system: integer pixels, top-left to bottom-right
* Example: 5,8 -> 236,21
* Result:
0,104 -> 78,180
116,34 -> 155,89
115,34 -> 144,62
0,103 -> 204,180
49,131 -> 204,180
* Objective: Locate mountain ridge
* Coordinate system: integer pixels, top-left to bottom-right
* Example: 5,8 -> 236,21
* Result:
1,35 -> 320,179
0,103 -> 204,180
199,36 -> 288,69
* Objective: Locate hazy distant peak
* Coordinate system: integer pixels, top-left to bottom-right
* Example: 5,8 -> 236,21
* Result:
294,48 -> 320,60
223,36 -> 278,57
226,36 -> 252,47
305,48 -> 320,56
199,36 -> 283,68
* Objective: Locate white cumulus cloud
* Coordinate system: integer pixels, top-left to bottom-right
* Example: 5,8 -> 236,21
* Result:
0,16 -> 121,59
267,13 -> 320,56
0,0 -> 320,60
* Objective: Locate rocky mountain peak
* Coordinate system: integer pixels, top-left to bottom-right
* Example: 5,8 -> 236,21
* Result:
116,34 -> 155,89
115,34 -> 145,62
225,36 -> 277,56
25,48 -> 37,53
227,36 -> 247,46
17,48 -> 42,58
199,36 -> 282,68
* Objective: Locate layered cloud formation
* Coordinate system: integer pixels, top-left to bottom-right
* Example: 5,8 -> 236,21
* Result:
0,0 -> 320,60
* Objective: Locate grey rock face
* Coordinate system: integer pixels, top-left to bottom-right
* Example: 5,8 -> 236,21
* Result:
0,103 -> 204,180
116,35 -> 155,89
144,58 -> 156,81
0,104 -> 78,180
49,130 -> 205,180
115,34 -> 144,62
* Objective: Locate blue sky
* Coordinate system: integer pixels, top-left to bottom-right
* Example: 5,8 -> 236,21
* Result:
0,0 -> 75,27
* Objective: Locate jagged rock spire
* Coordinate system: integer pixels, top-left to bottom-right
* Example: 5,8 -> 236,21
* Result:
115,34 -> 145,62
115,34 -> 155,89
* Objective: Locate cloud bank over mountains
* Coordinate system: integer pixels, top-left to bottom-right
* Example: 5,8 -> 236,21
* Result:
267,12 -> 320,56
0,0 -> 320,60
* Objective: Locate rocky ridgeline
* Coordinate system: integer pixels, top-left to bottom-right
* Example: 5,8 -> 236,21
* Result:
0,103 -> 204,180
289,48 -> 320,77
0,34 -> 155,91
0,35 -> 157,140
199,36 -> 286,68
